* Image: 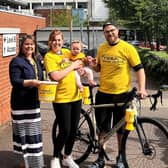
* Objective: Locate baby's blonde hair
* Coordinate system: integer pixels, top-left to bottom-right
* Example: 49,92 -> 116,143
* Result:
71,40 -> 82,48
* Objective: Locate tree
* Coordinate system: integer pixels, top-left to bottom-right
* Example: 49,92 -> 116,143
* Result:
103,0 -> 168,51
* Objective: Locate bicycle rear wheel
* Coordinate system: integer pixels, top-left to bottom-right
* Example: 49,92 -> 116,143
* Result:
73,109 -> 95,163
124,117 -> 168,168
52,108 -> 94,164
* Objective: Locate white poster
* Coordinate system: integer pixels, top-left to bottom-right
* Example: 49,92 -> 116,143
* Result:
3,34 -> 16,57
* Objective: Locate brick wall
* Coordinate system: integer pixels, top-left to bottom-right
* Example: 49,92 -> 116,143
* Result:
0,11 -> 46,35
0,11 -> 46,125
34,9 -> 51,26
0,34 -> 19,125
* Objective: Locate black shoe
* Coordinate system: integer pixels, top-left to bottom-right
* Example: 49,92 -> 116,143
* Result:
88,158 -> 105,168
114,155 -> 125,168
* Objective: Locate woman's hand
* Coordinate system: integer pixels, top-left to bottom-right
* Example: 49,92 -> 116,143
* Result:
71,60 -> 83,70
23,79 -> 41,87
31,79 -> 41,87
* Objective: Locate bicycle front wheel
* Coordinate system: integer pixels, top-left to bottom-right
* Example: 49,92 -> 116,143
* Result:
124,117 -> 168,168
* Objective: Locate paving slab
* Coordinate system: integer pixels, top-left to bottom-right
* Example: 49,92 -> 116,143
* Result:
0,72 -> 168,168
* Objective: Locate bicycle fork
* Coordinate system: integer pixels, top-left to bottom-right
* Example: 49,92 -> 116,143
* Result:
122,118 -> 154,157
135,119 -> 154,156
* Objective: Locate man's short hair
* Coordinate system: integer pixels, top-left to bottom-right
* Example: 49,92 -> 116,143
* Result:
102,21 -> 118,30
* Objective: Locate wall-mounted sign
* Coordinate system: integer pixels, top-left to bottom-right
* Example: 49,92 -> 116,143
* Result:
3,34 -> 16,57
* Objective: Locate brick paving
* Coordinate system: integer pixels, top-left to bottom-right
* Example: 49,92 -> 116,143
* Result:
0,72 -> 168,168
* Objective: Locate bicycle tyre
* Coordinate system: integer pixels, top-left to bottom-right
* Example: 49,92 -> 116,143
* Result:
52,108 -> 95,164
123,117 -> 168,168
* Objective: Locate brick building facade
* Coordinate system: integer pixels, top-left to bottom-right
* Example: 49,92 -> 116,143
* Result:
0,10 -> 46,125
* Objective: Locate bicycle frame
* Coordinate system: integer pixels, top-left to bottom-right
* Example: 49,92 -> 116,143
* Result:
84,102 -> 126,143
81,84 -> 164,161
82,90 -> 137,161
83,98 -> 166,163
86,101 -> 138,143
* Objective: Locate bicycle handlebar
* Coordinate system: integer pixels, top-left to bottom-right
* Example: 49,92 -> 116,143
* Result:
147,90 -> 162,111
128,87 -> 163,111
145,84 -> 168,111
82,83 -> 163,111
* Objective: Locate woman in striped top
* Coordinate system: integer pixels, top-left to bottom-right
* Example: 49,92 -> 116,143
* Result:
9,35 -> 44,168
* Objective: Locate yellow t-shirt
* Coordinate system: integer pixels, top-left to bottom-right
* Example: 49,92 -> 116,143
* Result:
69,52 -> 86,62
97,40 -> 141,94
64,52 -> 86,67
44,48 -> 82,103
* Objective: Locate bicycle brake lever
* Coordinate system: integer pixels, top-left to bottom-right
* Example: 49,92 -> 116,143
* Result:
149,90 -> 162,111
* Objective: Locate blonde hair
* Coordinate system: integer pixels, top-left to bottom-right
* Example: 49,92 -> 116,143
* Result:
48,29 -> 64,49
71,40 -> 82,48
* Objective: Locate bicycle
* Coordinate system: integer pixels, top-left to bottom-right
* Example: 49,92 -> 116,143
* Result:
52,84 -> 168,168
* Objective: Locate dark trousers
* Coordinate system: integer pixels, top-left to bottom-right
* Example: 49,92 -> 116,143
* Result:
52,100 -> 82,157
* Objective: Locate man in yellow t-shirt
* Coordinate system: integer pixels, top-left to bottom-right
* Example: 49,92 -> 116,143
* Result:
88,22 -> 147,168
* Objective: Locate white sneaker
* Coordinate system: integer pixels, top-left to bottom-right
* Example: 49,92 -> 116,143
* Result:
50,157 -> 61,168
62,156 -> 79,168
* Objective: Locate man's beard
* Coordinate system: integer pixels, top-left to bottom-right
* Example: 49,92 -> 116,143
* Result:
107,36 -> 119,46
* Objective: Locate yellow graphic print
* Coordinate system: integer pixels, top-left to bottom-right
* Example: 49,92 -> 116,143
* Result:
102,55 -> 125,65
60,61 -> 71,69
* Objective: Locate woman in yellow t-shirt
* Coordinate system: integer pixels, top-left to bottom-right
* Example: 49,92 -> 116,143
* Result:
44,29 -> 82,168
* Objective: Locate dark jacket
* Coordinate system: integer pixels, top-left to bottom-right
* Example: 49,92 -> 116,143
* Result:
9,56 -> 43,110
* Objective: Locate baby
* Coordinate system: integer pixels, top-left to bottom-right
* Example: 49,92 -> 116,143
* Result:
63,40 -> 96,92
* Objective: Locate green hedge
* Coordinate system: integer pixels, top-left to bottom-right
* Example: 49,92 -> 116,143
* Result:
138,49 -> 168,85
